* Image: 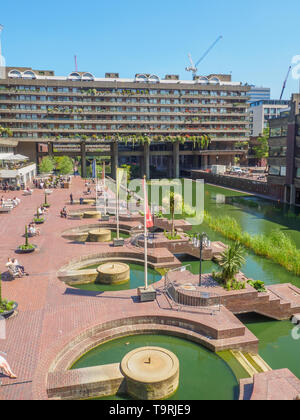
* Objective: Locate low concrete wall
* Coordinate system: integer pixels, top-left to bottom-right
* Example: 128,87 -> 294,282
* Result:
47,363 -> 125,400
191,171 -> 283,200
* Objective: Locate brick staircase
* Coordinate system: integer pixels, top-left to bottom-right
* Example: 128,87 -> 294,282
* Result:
254,284 -> 300,321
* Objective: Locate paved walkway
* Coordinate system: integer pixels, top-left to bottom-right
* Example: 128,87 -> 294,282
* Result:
0,178 -> 256,400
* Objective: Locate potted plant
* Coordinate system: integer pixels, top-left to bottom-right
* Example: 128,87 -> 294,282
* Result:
34,208 -> 45,224
18,225 -> 36,254
0,274 -> 18,318
43,193 -> 50,208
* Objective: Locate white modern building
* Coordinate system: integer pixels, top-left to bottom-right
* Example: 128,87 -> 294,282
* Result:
0,143 -> 36,187
249,100 -> 290,137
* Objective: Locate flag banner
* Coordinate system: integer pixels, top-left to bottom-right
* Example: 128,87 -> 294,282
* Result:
92,159 -> 96,179
102,161 -> 105,180
116,168 -> 125,194
143,178 -> 153,228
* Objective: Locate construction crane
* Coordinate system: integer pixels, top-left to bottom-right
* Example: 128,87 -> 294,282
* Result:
279,65 -> 292,100
185,35 -> 223,78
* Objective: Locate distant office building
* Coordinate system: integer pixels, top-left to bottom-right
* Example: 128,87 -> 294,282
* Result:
249,100 -> 290,137
248,86 -> 270,103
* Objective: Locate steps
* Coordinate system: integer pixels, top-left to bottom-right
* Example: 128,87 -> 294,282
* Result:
230,350 -> 272,378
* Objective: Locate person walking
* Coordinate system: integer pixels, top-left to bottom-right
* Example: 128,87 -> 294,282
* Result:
70,193 -> 73,205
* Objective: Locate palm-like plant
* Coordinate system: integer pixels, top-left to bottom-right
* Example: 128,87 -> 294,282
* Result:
218,242 -> 245,283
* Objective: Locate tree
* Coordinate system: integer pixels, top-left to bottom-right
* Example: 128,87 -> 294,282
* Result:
39,156 -> 54,174
253,128 -> 269,159
0,126 -> 13,137
55,156 -> 73,175
218,242 -> 245,283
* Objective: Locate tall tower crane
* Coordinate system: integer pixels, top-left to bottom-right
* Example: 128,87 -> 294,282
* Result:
279,65 -> 292,100
185,35 -> 223,78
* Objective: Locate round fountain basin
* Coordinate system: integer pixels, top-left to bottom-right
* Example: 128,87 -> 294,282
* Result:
97,262 -> 130,285
88,228 -> 111,242
121,346 -> 179,400
83,211 -> 101,219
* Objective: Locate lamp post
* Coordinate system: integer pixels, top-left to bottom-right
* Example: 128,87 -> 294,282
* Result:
198,232 -> 208,286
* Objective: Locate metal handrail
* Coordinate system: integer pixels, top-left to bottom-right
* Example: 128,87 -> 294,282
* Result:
163,265 -> 221,315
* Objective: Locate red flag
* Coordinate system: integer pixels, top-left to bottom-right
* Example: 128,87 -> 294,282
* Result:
102,161 -> 105,180
143,178 -> 153,228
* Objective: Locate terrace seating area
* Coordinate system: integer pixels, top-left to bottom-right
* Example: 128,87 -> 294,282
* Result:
0,196 -> 21,213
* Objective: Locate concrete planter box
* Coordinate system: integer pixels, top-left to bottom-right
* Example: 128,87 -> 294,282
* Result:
137,286 -> 157,302
101,215 -> 110,221
113,238 -> 125,247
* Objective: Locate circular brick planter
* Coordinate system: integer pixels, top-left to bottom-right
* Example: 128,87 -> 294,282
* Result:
83,211 -> 101,219
88,228 -> 111,243
97,262 -> 130,285
120,346 -> 179,400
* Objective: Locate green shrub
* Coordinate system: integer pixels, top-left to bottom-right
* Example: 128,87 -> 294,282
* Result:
247,280 -> 266,292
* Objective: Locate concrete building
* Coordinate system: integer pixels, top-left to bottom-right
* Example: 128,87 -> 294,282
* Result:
249,100 -> 290,137
267,94 -> 300,204
0,67 -> 250,178
248,86 -> 270,103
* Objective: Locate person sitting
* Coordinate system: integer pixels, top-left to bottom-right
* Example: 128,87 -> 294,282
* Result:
12,258 -> 28,276
0,354 -> 17,379
28,223 -> 40,237
60,207 -> 67,218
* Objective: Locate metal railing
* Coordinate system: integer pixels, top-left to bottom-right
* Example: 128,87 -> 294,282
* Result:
163,265 -> 221,315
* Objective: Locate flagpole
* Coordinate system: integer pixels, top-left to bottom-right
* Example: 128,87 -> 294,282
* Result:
103,161 -> 106,216
144,175 -> 148,290
116,166 -> 120,240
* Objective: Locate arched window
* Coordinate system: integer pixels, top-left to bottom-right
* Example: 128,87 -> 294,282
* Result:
196,76 -> 209,84
82,72 -> 94,81
22,70 -> 36,79
68,72 -> 81,81
8,69 -> 22,78
135,74 -> 148,83
209,77 -> 220,84
148,74 -> 160,83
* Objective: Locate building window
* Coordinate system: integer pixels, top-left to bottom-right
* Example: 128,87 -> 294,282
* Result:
269,166 -> 280,175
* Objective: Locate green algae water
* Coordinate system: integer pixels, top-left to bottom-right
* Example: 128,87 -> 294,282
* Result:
239,313 -> 300,379
72,334 -> 238,400
151,181 -> 300,383
74,263 -> 161,292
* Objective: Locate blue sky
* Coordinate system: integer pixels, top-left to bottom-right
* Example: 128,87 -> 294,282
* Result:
0,0 -> 300,99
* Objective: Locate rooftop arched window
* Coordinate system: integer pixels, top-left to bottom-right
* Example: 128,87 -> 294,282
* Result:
8,69 -> 22,78
22,70 -> 36,79
68,72 -> 81,81
82,72 -> 94,81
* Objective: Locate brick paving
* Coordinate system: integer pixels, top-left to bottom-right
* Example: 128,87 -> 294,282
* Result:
0,178 -> 259,400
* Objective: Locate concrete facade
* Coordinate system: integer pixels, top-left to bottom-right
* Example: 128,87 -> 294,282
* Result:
0,67 -> 250,178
